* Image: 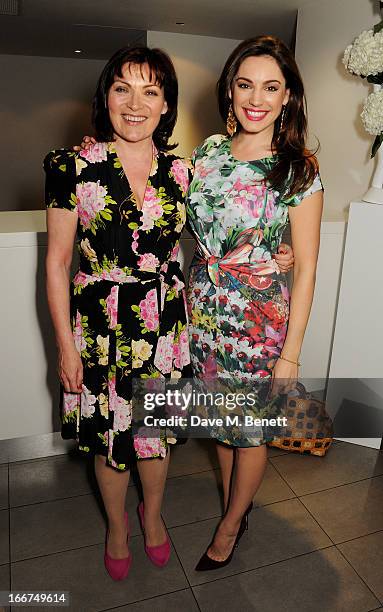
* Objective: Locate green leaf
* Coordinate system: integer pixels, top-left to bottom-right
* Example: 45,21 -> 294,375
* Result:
371,134 -> 383,158
100,210 -> 112,220
131,305 -> 140,313
128,222 -> 139,229
59,164 -> 66,172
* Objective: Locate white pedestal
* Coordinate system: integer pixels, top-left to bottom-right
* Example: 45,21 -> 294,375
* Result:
326,202 -> 383,449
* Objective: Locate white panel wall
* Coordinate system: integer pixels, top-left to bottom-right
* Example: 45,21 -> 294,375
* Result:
0,214 -> 344,440
0,54 -> 105,212
327,202 -> 383,449
147,31 -> 241,158
296,0 -> 380,221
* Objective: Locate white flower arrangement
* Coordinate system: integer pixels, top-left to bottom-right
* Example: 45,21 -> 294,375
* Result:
343,19 -> 383,157
343,29 -> 383,77
361,89 -> 383,135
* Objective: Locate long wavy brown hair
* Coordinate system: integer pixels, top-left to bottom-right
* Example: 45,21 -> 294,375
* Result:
217,35 -> 318,199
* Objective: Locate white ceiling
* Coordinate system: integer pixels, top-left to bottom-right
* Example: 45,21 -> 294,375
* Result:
0,0 -> 315,59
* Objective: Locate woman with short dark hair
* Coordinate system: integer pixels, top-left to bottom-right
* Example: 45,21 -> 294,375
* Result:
45,46 -> 191,580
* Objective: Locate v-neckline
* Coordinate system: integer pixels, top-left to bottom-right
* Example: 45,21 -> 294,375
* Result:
108,141 -> 158,212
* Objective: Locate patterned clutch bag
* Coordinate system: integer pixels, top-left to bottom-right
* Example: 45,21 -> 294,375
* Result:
267,382 -> 333,456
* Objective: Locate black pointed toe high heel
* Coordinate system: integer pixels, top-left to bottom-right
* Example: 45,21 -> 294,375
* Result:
195,501 -> 253,571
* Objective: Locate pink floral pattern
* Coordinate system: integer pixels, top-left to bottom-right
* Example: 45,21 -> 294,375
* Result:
134,428 -> 166,459
137,288 -> 159,332
154,332 -> 175,374
80,142 -> 108,164
44,143 -> 191,470
137,252 -> 160,271
170,159 -> 190,195
105,285 -> 119,329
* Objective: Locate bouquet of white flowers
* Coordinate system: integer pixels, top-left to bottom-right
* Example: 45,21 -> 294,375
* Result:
343,20 -> 383,157
343,29 -> 383,78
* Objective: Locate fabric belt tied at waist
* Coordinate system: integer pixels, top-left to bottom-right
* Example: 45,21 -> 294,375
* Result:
193,248 -> 280,288
72,260 -> 184,292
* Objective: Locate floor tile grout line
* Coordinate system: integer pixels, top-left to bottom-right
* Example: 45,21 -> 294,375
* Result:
298,484 -> 383,548
166,530 -> 203,612
296,492 -> 383,601
8,493 -> 307,566
269,456 -> 383,498
9,526 -> 251,575
266,456 -> 301,497
295,496 -> 336,545
8,490 -> 111,510
189,543 -> 336,589
334,527 -> 383,547
298,469 -> 383,497
7,486 -> 296,516
98,587 -> 197,612
6,466 -> 222,510
334,544 -> 382,606
165,491 -> 302,532
9,532 -> 148,565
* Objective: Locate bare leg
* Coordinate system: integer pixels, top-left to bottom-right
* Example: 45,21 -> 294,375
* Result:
136,450 -> 170,546
215,442 -> 235,511
94,454 -> 130,559
208,444 -> 267,561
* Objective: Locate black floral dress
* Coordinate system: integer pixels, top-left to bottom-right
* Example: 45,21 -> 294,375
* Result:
44,142 -> 192,470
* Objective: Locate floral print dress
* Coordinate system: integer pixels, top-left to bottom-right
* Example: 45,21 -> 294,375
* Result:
186,134 -> 323,446
44,142 -> 191,470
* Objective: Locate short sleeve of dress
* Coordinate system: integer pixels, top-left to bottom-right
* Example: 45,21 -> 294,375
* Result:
191,134 -> 227,166
43,149 -> 77,212
168,155 -> 192,196
288,172 -> 324,207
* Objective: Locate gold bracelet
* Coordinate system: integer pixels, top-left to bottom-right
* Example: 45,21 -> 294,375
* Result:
279,355 -> 301,367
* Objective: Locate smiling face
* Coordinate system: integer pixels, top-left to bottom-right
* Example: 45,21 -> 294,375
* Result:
107,62 -> 168,144
231,54 -> 290,140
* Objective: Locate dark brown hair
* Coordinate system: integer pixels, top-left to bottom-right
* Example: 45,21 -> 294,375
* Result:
217,35 -> 318,198
92,46 -> 178,152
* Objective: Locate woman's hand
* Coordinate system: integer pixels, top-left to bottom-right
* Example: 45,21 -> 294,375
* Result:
58,345 -> 83,393
270,357 -> 298,397
73,136 -> 96,152
273,243 -> 294,273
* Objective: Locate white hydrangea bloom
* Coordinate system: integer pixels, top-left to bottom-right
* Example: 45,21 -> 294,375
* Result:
343,29 -> 383,76
361,90 -> 383,135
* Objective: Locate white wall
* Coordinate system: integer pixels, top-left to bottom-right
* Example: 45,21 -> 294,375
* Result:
0,54 -> 105,212
326,202 -> 383,450
0,33 -> 240,212
0,216 -> 344,440
296,0 -> 380,221
147,31 -> 241,157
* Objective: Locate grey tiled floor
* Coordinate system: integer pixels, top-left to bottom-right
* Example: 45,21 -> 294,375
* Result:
0,439 -> 382,611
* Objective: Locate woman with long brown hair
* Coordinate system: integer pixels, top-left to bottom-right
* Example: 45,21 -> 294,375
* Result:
187,35 -> 323,570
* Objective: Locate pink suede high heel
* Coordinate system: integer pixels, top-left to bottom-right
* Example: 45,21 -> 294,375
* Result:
104,511 -> 132,580
138,501 -> 171,567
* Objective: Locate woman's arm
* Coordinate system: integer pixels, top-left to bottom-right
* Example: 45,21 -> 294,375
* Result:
272,189 -> 323,389
46,208 -> 83,393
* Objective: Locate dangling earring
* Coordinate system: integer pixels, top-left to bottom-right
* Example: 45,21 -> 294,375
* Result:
226,104 -> 237,137
279,105 -> 287,134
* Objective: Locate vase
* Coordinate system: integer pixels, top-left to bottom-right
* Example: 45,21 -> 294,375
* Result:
362,84 -> 383,205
